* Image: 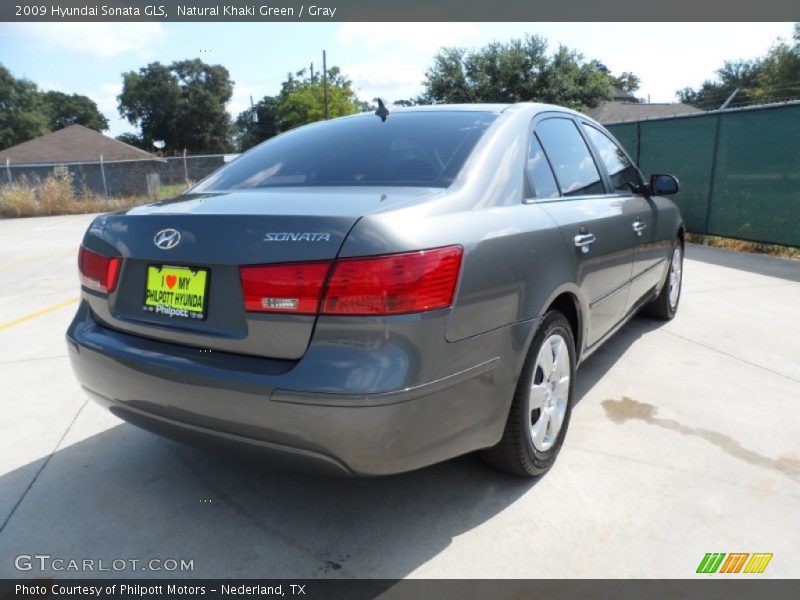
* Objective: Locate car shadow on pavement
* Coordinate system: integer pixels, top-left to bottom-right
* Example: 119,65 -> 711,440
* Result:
0,420 -> 534,581
0,317 -> 663,582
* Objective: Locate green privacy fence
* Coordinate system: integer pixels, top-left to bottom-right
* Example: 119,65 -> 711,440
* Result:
606,102 -> 800,247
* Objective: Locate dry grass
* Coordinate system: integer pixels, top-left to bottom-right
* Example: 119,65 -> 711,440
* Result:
686,233 -> 799,259
0,174 -> 189,219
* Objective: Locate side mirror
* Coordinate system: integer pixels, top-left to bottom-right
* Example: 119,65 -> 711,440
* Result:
650,174 -> 680,196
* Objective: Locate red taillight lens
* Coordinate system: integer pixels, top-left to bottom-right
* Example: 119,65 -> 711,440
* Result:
78,246 -> 120,293
240,246 -> 463,316
321,245 -> 463,315
240,262 -> 333,314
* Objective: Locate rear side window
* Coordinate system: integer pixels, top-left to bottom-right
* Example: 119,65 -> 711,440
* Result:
193,111 -> 498,191
583,124 -> 641,193
536,118 -> 604,197
526,134 -> 560,199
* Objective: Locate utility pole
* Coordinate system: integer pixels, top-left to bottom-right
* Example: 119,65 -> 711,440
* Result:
310,62 -> 314,82
720,88 -> 739,110
322,50 -> 329,120
249,95 -> 258,123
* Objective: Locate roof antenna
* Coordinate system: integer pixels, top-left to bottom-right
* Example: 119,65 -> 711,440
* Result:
375,98 -> 390,122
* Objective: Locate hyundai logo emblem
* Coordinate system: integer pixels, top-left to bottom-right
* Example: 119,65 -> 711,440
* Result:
153,228 -> 181,250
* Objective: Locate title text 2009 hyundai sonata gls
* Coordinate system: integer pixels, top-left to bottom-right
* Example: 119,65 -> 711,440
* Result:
67,103 -> 684,477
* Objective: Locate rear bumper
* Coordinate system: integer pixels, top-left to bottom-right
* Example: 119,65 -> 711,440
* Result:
67,301 -> 535,476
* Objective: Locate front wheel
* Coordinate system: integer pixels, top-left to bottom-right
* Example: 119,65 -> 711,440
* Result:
643,241 -> 683,320
481,310 -> 576,477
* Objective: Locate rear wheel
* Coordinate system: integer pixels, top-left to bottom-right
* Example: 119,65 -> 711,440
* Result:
643,241 -> 683,320
481,310 -> 576,477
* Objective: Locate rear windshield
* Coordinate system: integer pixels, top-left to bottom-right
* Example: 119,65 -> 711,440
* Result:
193,111 -> 498,191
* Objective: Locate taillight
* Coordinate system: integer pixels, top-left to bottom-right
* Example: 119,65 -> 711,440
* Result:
322,246 -> 463,315
240,262 -> 333,314
78,246 -> 121,293
240,246 -> 463,316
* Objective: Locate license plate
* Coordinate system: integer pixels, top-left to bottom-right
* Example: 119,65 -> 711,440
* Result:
143,265 -> 208,320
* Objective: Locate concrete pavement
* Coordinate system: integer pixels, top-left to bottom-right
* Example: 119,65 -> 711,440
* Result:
0,213 -> 798,579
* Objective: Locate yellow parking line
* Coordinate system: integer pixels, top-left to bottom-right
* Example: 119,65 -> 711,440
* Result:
0,297 -> 79,331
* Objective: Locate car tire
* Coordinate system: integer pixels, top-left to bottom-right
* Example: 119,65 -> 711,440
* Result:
481,310 -> 576,478
642,241 -> 683,320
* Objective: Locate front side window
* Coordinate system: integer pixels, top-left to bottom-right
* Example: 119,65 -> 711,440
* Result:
193,111 -> 498,191
536,118 -> 604,197
583,124 -> 641,193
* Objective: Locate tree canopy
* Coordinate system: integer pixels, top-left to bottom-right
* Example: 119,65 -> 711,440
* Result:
118,59 -> 234,154
0,65 -> 48,150
416,35 -> 629,110
235,96 -> 280,152
42,91 -> 109,132
234,66 -> 360,151
678,24 -> 800,109
0,64 -> 108,151
610,71 -> 641,95
114,132 -> 148,151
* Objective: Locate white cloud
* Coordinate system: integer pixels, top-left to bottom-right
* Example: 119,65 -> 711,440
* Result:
336,23 -> 479,103
343,61 -> 426,103
345,61 -> 424,89
82,82 -> 135,137
337,23 -> 480,55
93,82 -> 123,117
10,23 -> 166,58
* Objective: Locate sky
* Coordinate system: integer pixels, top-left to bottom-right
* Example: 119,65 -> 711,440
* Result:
0,22 -> 795,138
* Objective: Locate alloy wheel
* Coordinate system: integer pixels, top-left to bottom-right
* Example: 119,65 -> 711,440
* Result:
528,333 -> 571,452
669,246 -> 683,310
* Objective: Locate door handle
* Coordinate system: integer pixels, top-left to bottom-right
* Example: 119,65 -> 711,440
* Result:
574,233 -> 596,253
632,220 -> 647,236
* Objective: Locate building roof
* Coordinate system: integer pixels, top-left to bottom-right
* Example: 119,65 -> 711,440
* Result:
587,101 -> 703,124
0,124 -> 154,165
610,87 -> 637,102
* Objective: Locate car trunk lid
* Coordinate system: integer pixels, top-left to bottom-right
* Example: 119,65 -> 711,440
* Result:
81,187 -> 442,359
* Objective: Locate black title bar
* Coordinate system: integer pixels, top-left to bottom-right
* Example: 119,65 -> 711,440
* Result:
3,0 -> 800,22
3,579 -> 800,600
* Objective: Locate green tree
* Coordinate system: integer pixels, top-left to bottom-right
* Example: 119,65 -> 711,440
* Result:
118,59 -> 234,154
418,35 -> 620,110
537,45 -> 616,108
276,67 -> 359,130
42,91 -> 108,131
611,72 -> 641,95
234,96 -> 280,151
233,66 -> 359,151
0,65 -> 49,150
678,60 -> 763,109
421,47 -> 475,103
678,24 -> 800,109
0,64 -> 111,150
754,25 -> 800,102
115,132 -> 148,150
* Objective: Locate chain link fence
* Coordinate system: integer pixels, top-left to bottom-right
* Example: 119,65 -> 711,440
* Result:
4,107 -> 799,247
1,154 -> 237,198
607,101 -> 800,248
